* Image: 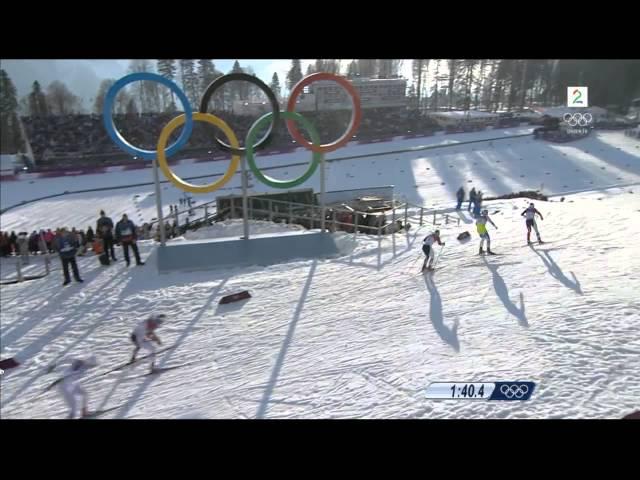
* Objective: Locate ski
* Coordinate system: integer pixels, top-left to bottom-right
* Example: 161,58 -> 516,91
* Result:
419,266 -> 445,274
81,404 -> 127,419
99,344 -> 178,376
44,345 -> 180,392
126,362 -> 195,381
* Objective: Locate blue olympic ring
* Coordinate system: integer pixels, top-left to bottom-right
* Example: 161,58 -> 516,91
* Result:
102,72 -> 194,160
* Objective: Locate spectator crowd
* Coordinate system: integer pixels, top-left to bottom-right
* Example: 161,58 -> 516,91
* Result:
21,109 -> 443,169
0,209 -> 160,284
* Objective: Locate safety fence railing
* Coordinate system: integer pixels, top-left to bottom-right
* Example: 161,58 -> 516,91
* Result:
145,193 -> 466,243
0,253 -> 52,285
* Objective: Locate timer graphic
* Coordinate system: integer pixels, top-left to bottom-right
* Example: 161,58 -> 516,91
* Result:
425,382 -> 535,401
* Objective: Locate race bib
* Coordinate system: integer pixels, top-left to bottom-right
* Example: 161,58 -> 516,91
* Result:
121,228 -> 132,236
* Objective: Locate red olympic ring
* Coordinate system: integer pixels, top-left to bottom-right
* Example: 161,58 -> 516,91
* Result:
286,72 -> 362,154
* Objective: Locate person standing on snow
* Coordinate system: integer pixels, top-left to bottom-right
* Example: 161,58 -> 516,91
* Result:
17,232 -> 29,264
54,227 -> 83,286
456,187 -> 465,210
468,187 -> 477,212
421,229 -> 445,272
57,355 -> 97,419
9,231 -> 17,256
130,314 -> 166,372
521,202 -> 544,244
115,214 -> 145,267
86,226 -> 95,245
476,209 -> 498,255
96,210 -> 117,262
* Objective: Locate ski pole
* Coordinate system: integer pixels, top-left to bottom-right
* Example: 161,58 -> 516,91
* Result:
432,244 -> 446,269
408,251 -> 423,273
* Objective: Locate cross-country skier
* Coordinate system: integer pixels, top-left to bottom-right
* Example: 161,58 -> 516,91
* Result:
422,229 -> 445,272
521,202 -> 544,244
130,314 -> 165,372
57,355 -> 97,419
476,209 -> 497,255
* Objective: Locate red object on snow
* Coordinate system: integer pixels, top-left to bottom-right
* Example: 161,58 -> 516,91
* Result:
0,358 -> 20,370
623,410 -> 640,419
219,291 -> 251,305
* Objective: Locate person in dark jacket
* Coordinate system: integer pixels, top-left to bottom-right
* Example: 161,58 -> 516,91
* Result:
9,231 -> 17,256
468,187 -> 477,212
115,214 -> 144,267
456,187 -> 465,210
0,232 -> 9,257
86,226 -> 95,244
54,227 -> 83,285
96,210 -> 117,261
29,231 -> 39,255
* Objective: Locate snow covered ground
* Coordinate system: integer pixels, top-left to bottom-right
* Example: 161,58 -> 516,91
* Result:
3,128 -> 639,233
1,128 -> 639,419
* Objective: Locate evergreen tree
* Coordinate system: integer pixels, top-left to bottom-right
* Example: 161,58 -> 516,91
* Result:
46,80 -> 80,115
28,80 -> 49,116
157,59 -> 177,110
0,69 -> 20,153
287,60 -> 303,91
269,72 -> 282,101
93,79 -> 115,115
179,59 -> 198,108
347,60 -> 358,78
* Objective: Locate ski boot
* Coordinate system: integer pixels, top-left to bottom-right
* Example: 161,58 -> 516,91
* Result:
537,237 -> 544,244
479,247 -> 485,255
487,249 -> 496,255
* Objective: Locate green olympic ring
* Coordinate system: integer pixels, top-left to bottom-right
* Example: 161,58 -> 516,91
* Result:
245,111 -> 322,189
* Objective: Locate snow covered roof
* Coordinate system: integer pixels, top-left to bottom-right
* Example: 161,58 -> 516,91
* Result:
533,106 -> 609,118
430,110 -> 498,119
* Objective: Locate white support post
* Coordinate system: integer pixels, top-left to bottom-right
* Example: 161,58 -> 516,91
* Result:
391,207 -> 395,236
354,212 -> 359,239
17,256 -> 24,282
241,154 -> 249,240
152,157 -> 166,246
320,154 -> 326,232
45,253 -> 51,275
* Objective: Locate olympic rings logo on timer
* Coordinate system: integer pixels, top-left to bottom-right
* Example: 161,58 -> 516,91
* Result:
500,384 -> 529,399
563,112 -> 593,127
103,71 -> 362,194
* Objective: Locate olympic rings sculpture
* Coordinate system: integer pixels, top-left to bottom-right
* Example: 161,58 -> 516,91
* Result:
103,71 -> 362,194
500,384 -> 529,399
563,112 -> 593,127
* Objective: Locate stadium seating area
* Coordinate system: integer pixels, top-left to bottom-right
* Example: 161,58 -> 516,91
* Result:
21,109 -> 441,170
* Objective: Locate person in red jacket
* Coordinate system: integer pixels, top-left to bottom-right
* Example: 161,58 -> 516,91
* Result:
44,229 -> 55,253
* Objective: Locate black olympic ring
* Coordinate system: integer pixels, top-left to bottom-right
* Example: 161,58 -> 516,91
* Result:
199,73 -> 280,156
500,384 -> 529,399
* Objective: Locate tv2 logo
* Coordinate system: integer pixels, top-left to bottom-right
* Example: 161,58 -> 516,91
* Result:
568,87 -> 588,107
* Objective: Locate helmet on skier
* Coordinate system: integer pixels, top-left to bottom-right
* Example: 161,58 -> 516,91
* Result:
530,203 -> 534,207
71,359 -> 84,371
482,209 -> 488,215
150,313 -> 166,326
434,229 -> 440,236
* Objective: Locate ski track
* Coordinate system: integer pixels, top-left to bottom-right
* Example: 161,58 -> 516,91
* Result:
1,131 -> 639,419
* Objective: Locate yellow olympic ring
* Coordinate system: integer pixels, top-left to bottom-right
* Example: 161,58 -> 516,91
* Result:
156,112 -> 241,194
